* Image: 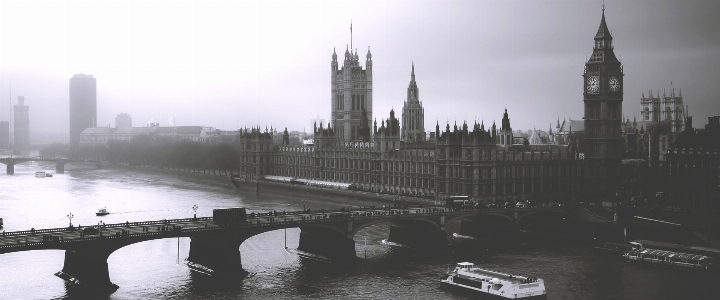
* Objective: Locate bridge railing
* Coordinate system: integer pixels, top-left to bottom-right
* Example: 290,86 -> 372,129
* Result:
1,205 -> 565,238
0,207 -> 571,251
0,217 -> 214,237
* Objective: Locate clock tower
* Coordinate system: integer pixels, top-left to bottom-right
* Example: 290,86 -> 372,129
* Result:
583,8 -> 624,197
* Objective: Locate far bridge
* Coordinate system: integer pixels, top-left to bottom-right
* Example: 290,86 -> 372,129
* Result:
0,157 -> 102,175
0,205 -> 571,292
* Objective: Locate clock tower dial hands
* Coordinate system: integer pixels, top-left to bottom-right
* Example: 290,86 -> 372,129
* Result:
609,76 -> 620,92
587,76 -> 600,93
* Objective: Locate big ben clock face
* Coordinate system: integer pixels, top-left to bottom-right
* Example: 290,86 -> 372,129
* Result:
609,77 -> 620,92
587,76 -> 599,93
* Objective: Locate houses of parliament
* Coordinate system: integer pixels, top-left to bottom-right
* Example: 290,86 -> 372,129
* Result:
235,10 -> 626,204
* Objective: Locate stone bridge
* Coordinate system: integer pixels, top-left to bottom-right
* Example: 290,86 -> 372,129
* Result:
0,206 -> 572,292
0,157 -> 102,174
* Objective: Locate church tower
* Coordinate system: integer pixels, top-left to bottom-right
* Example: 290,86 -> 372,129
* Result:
331,30 -> 373,142
401,63 -> 426,143
497,109 -> 513,150
583,7 -> 624,196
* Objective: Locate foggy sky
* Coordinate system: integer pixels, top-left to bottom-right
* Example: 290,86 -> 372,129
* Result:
1,0 -> 719,138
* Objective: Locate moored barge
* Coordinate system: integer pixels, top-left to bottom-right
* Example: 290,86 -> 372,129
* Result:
624,248 -> 716,271
440,262 -> 546,299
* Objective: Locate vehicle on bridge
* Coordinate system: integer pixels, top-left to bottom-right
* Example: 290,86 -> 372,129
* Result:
213,207 -> 247,224
440,262 -> 546,299
444,195 -> 473,208
82,226 -> 99,235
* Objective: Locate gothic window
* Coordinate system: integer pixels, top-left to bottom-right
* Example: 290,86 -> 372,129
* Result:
644,107 -> 650,121
665,106 -> 671,121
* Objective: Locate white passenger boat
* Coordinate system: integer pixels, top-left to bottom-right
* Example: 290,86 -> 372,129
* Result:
96,207 -> 110,216
35,171 -> 46,178
440,262 -> 546,299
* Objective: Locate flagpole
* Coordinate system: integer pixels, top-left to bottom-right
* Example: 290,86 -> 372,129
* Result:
350,20 -> 353,51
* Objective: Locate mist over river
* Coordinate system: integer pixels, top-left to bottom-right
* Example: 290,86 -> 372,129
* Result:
0,161 -> 716,299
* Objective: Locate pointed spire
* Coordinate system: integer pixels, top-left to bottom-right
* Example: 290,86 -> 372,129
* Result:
411,61 -> 415,80
642,90 -> 645,98
594,4 -> 612,41
679,88 -> 682,98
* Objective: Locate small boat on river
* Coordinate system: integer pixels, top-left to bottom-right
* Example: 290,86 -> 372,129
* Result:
96,208 -> 110,216
440,262 -> 546,299
35,171 -> 46,178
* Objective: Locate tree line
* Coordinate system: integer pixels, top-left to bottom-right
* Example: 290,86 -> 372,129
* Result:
40,138 -> 239,176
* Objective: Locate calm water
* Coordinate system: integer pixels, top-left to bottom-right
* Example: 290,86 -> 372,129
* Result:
0,160 -> 717,300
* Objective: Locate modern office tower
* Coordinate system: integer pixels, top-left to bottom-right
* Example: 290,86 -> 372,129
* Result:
583,8 -> 624,197
401,63 -> 426,143
13,96 -> 30,148
69,74 -> 97,148
115,113 -> 132,128
330,45 -> 373,142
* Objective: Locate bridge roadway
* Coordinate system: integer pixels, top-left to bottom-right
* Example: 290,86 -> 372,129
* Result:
0,205 -> 570,292
0,157 -> 102,174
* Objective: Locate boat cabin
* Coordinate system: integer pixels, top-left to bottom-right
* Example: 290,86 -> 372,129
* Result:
456,262 -> 474,270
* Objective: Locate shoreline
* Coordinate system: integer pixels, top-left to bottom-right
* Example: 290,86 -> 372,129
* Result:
100,163 -> 433,205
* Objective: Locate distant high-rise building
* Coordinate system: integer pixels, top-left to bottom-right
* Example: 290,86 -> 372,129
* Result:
70,74 -> 97,148
0,121 -> 9,148
401,63 -> 426,143
13,96 -> 30,148
331,45 -> 373,142
115,113 -> 132,128
583,8 -> 624,197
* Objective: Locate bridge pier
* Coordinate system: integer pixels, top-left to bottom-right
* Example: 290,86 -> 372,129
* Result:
187,235 -> 243,275
297,226 -> 356,259
6,163 -> 14,175
388,220 -> 447,250
57,249 -> 118,292
56,162 -> 65,174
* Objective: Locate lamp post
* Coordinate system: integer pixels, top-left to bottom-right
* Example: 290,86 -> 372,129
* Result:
192,204 -> 198,219
302,199 -> 306,211
67,212 -> 74,227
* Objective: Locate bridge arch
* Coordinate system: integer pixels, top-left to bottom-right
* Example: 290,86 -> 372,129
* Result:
350,217 -> 440,237
445,212 -> 514,229
516,209 -> 572,225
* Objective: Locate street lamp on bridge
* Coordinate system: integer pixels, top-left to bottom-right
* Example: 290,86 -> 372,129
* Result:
67,212 -> 74,227
302,199 -> 306,211
192,204 -> 198,219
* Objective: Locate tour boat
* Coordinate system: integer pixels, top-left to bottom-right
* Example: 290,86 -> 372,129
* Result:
45,173 -> 53,177
35,171 -> 46,178
96,207 -> 110,216
624,248 -> 716,271
440,262 -> 546,299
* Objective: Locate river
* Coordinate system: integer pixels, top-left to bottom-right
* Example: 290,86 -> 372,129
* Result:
0,160 -> 717,299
